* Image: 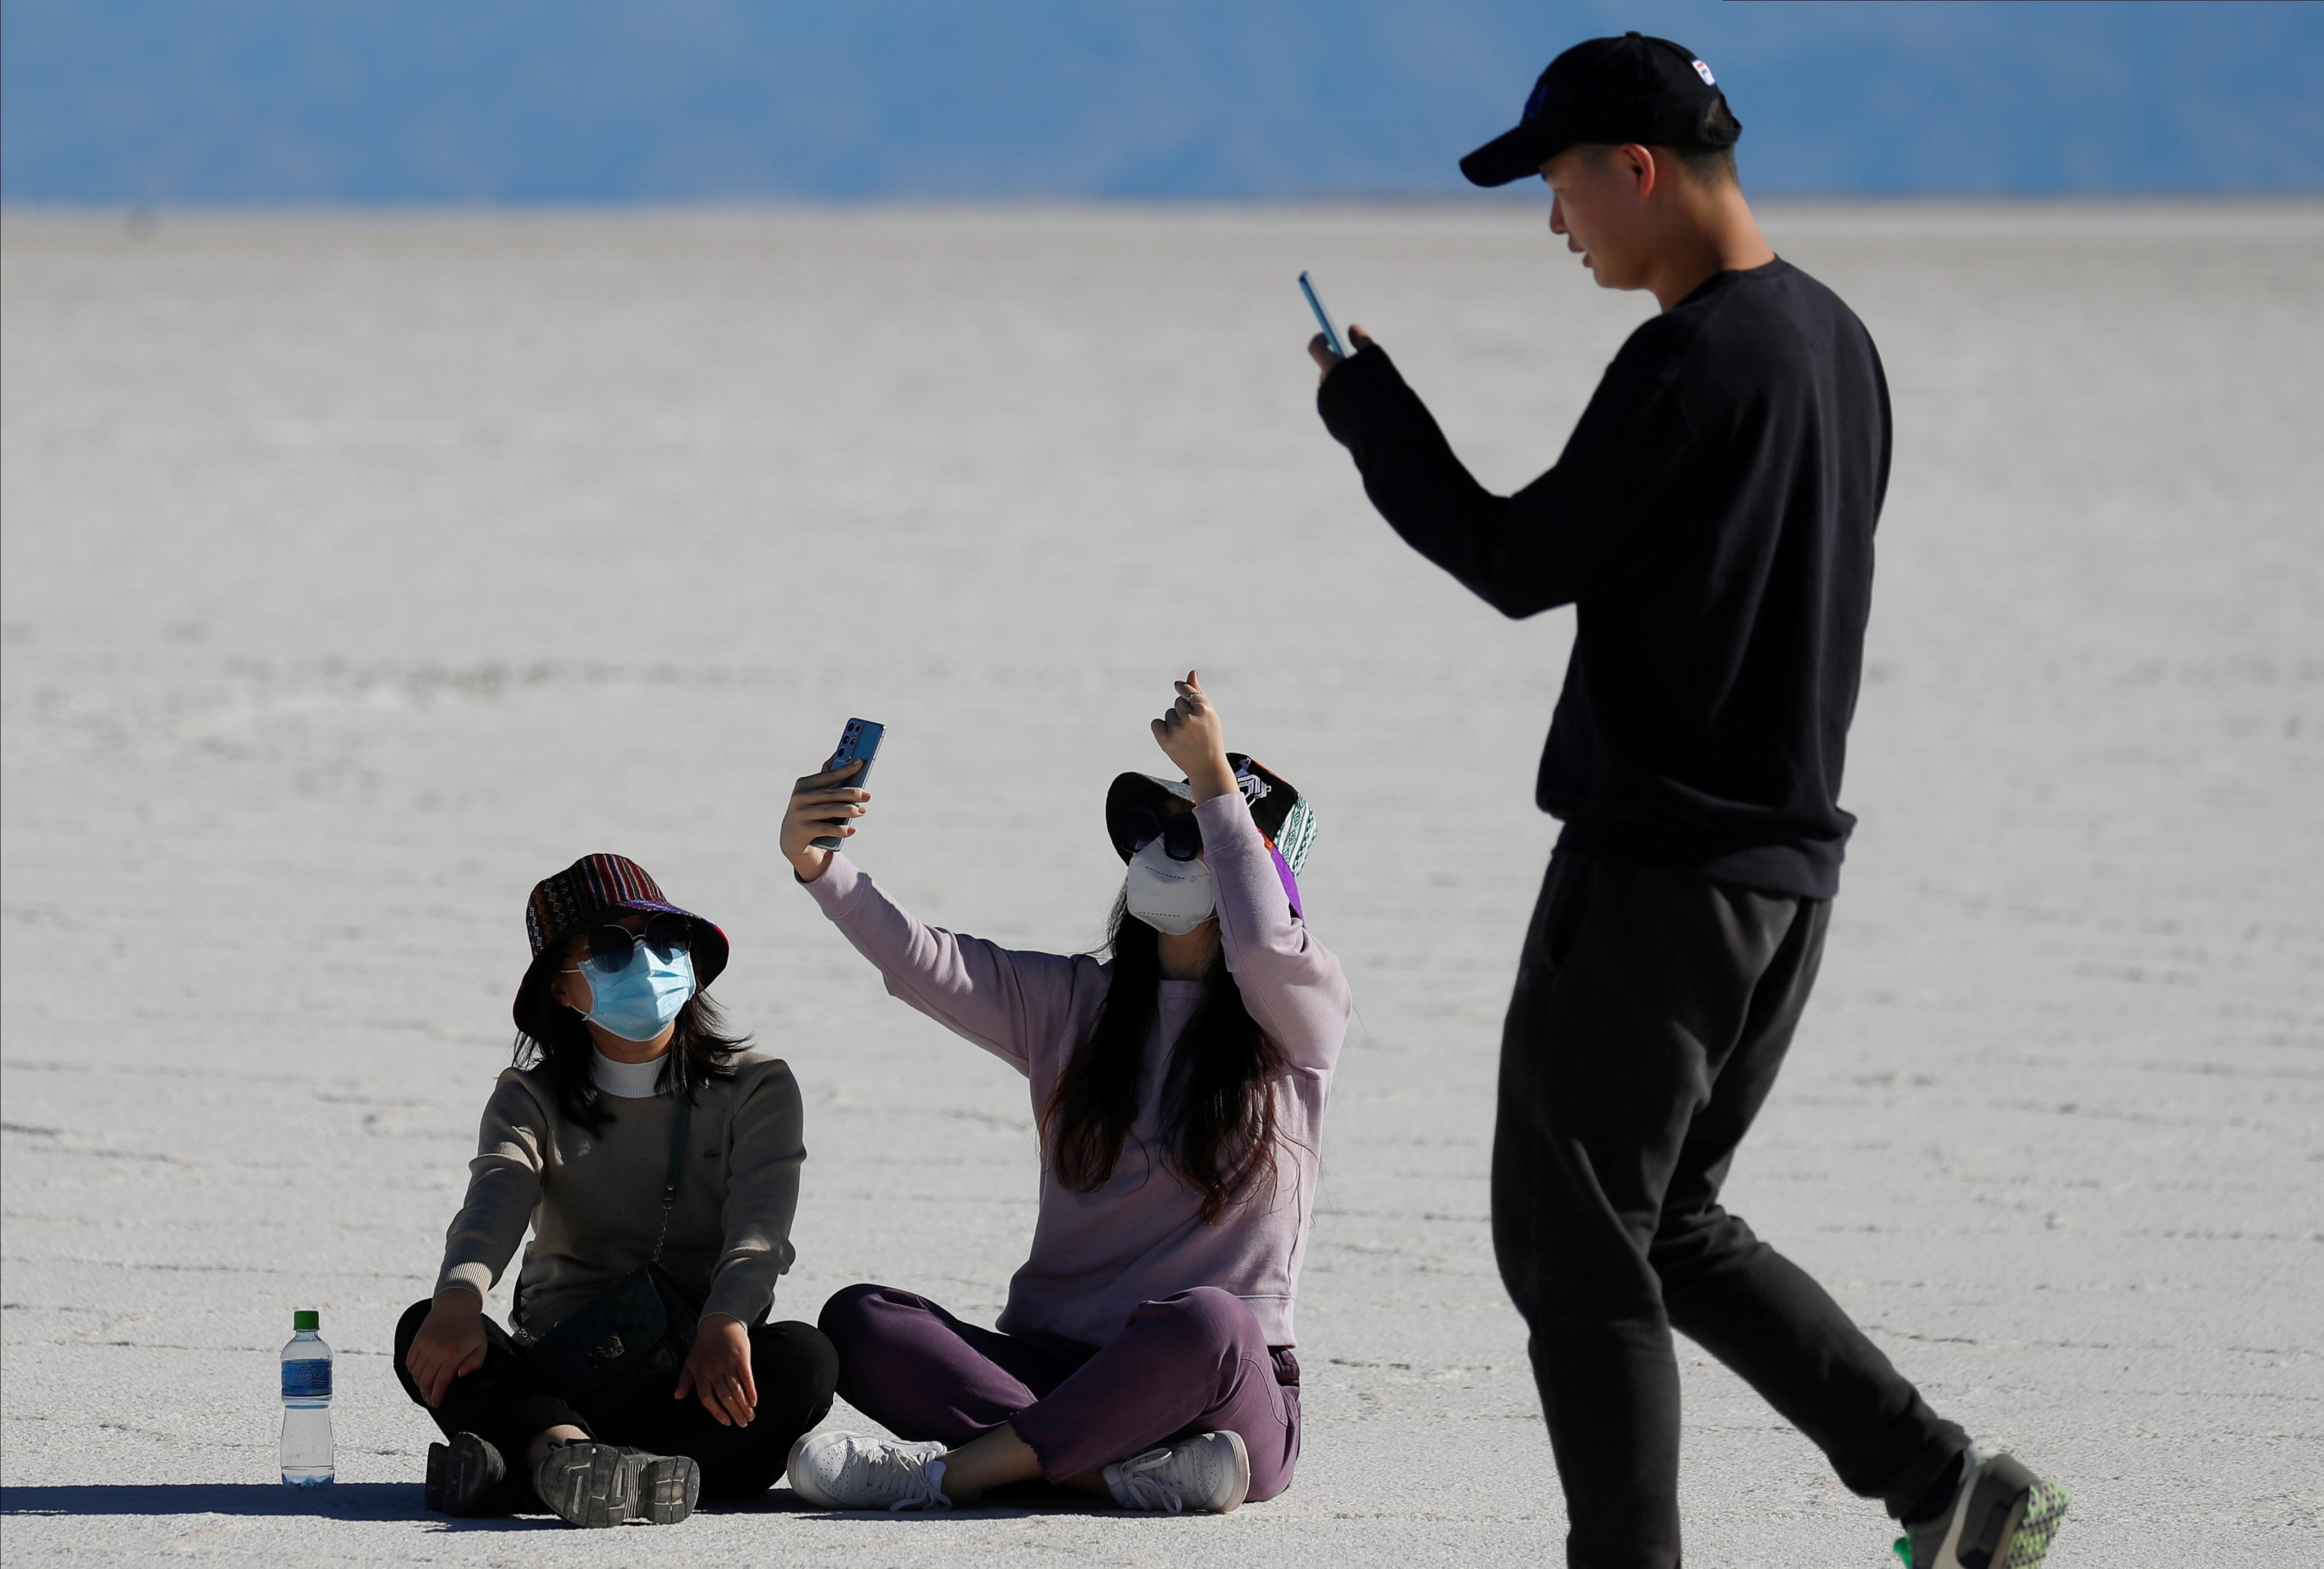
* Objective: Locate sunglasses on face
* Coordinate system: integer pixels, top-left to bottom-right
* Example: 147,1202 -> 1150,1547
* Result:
1121,806 -> 1203,863
565,914 -> 691,976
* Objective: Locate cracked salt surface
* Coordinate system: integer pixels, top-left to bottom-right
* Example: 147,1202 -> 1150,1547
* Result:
3,203 -> 2320,1565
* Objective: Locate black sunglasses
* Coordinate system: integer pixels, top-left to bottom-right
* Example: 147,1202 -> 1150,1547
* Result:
567,914 -> 691,976
1121,806 -> 1203,863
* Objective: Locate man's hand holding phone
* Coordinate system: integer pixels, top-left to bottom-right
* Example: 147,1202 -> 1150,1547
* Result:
1308,323 -> 1375,382
1299,270 -> 1374,383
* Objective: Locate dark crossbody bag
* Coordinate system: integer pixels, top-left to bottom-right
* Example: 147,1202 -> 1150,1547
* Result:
517,1093 -> 702,1420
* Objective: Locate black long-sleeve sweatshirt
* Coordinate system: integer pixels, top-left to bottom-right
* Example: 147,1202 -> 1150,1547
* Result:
1318,258 -> 1887,899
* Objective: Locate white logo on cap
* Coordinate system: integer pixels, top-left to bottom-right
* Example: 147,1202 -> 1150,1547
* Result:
1693,59 -> 1716,86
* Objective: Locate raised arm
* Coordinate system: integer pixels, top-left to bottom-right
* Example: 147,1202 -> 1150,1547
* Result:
1200,790 -> 1351,1073
799,855 -> 1089,1076
783,759 -> 1092,1077
1315,334 -> 1692,618
1152,673 -> 1351,1073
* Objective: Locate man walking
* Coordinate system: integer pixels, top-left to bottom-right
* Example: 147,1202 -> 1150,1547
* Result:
1310,35 -> 2067,1569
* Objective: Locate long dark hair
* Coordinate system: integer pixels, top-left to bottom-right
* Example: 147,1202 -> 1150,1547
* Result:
513,959 -> 748,1132
1039,893 -> 1291,1224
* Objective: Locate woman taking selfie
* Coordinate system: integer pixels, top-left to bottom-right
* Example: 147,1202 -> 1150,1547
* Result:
395,855 -> 837,1527
781,672 -> 1348,1515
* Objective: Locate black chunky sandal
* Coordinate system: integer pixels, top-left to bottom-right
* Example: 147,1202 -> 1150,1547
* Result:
423,1432 -> 508,1517
531,1439 -> 700,1529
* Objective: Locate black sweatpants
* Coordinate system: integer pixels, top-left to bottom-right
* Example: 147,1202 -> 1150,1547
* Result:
1493,854 -> 1966,1569
393,1299 -> 838,1507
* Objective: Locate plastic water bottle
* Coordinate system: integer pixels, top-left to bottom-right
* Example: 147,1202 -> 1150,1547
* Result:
279,1309 -> 334,1485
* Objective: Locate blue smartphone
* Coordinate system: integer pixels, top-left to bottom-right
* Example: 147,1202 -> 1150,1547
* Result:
813,717 -> 883,850
1299,271 -> 1349,360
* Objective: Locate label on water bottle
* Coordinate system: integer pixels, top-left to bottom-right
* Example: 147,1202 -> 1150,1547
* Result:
282,1360 -> 332,1400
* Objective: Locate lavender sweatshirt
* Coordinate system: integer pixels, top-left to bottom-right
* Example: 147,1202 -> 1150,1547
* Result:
805,790 -> 1351,1348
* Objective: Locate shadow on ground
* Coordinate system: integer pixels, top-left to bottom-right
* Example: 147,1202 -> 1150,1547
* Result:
0,1482 -> 1121,1525
0,1484 -> 489,1524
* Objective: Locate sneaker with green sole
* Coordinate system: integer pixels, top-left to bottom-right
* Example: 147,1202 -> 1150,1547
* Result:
1893,1444 -> 2068,1569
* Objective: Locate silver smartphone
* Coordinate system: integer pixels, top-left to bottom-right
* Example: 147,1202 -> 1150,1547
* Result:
813,717 -> 883,850
1299,271 -> 1349,360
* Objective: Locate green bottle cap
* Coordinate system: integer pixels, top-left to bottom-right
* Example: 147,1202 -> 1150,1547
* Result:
294,1310 -> 319,1332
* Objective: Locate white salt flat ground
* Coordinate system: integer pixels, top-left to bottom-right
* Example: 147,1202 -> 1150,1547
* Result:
1,203 -> 2318,1566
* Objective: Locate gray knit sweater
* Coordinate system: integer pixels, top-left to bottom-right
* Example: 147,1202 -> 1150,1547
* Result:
434,1052 -> 804,1332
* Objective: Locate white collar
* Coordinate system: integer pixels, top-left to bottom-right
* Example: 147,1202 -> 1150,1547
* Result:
591,1049 -> 669,1099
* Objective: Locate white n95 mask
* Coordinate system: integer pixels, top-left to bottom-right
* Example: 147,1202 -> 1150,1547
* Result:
1125,837 -> 1217,935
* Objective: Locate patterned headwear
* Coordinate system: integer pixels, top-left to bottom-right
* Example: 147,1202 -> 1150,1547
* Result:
1104,753 -> 1318,919
513,853 -> 729,1029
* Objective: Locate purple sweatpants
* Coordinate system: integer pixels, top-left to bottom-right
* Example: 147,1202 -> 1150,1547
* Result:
818,1283 -> 1303,1502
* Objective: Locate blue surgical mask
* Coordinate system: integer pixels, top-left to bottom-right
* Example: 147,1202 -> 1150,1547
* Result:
567,944 -> 696,1042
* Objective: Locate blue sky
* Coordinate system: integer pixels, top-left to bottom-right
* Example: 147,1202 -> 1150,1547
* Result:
4,1 -> 2320,202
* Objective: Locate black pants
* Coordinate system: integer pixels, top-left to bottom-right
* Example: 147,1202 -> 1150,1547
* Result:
393,1299 -> 838,1506
1493,854 -> 1967,1569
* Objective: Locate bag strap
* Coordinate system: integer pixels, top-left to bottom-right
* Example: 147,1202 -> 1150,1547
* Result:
649,1089 -> 693,1267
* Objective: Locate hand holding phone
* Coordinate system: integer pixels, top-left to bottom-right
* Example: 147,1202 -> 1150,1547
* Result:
810,718 -> 883,850
1299,272 -> 1349,361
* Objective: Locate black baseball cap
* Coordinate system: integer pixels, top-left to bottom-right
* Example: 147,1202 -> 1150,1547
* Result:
1460,32 -> 1741,188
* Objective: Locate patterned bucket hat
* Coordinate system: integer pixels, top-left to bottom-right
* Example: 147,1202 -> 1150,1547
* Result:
1105,753 -> 1318,918
512,853 -> 729,1030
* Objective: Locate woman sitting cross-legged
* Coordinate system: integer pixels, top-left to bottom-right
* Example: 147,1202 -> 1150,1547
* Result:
395,854 -> 838,1527
782,671 -> 1349,1515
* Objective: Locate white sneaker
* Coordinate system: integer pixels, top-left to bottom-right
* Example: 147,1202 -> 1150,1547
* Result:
786,1431 -> 953,1511
1102,1430 -> 1251,1513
